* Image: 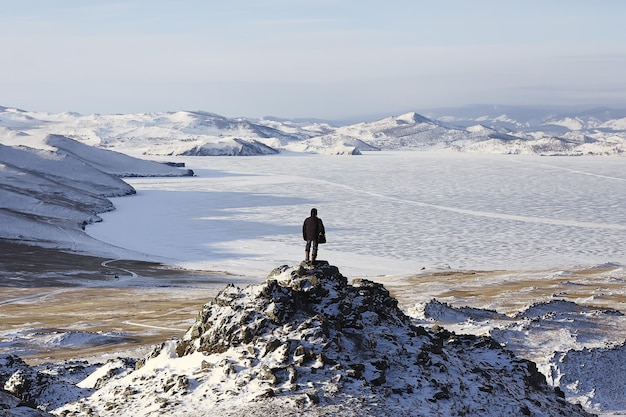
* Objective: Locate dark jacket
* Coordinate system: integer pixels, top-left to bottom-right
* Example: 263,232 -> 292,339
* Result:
303,216 -> 325,241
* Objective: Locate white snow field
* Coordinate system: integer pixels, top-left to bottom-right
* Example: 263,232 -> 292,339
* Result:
88,151 -> 626,278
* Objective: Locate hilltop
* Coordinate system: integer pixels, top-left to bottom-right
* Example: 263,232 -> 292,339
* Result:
2,262 -> 593,416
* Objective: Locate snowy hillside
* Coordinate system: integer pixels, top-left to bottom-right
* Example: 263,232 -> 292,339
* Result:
425,105 -> 626,130
0,107 -> 295,156
2,104 -> 626,156
0,134 -> 192,249
423,105 -> 626,155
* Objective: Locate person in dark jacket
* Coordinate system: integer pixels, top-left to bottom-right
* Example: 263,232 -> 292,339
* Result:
303,208 -> 325,263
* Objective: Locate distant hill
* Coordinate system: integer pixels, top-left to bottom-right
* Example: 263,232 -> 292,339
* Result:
0,134 -> 192,250
423,104 -> 626,131
2,104 -> 626,156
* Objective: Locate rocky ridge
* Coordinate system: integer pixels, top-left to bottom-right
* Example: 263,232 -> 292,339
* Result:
50,261 -> 592,416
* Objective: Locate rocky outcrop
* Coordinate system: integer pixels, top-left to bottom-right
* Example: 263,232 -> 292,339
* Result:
144,261 -> 591,416
8,262 -> 596,416
0,355 -> 98,416
0,389 -> 53,416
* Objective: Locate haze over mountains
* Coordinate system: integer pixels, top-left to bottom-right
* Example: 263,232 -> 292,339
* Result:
2,104 -> 626,157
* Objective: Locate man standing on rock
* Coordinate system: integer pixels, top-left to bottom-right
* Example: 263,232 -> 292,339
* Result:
303,208 -> 325,264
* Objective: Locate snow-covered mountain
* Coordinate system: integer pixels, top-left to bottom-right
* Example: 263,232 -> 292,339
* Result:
2,104 -> 626,156
0,133 -> 192,250
1,102 -> 625,253
0,108 -> 291,157
3,104 -> 626,416
425,104 -> 626,132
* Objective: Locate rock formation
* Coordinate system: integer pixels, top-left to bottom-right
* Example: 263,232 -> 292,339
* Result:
8,262 -> 595,416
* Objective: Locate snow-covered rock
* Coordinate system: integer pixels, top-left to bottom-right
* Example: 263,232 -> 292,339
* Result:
56,262 -> 593,416
409,297 -> 626,416
550,342 -> 626,414
0,355 -> 98,416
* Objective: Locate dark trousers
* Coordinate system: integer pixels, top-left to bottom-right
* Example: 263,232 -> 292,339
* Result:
305,240 -> 318,258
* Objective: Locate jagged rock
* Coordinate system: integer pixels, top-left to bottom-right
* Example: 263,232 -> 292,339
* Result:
0,389 -> 21,409
0,355 -> 77,416
0,391 -> 55,416
256,365 -> 277,385
179,261 -> 416,358
0,355 -> 122,415
153,262 -> 593,415
56,262 -> 595,417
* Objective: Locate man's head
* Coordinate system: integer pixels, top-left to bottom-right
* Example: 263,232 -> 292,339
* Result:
311,208 -> 318,217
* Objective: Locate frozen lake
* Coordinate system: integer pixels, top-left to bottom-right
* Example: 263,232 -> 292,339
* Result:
88,151 -> 626,278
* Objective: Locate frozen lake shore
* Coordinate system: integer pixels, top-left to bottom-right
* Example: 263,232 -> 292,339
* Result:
89,151 -> 626,277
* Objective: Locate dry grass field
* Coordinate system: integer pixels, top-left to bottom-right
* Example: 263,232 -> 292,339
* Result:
3,240 -> 626,365
386,264 -> 626,314
0,241 -> 251,364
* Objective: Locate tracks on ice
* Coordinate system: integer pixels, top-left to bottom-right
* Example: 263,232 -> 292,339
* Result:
303,175 -> 626,231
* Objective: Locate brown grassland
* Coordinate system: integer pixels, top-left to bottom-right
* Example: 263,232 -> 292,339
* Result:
2,240 -> 625,364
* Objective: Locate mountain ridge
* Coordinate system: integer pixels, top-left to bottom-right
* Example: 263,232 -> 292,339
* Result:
2,104 -> 626,156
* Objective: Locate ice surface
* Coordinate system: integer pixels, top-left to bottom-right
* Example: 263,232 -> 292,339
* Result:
88,151 -> 626,278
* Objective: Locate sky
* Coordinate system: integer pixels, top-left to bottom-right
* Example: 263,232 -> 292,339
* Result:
2,0 -> 626,119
